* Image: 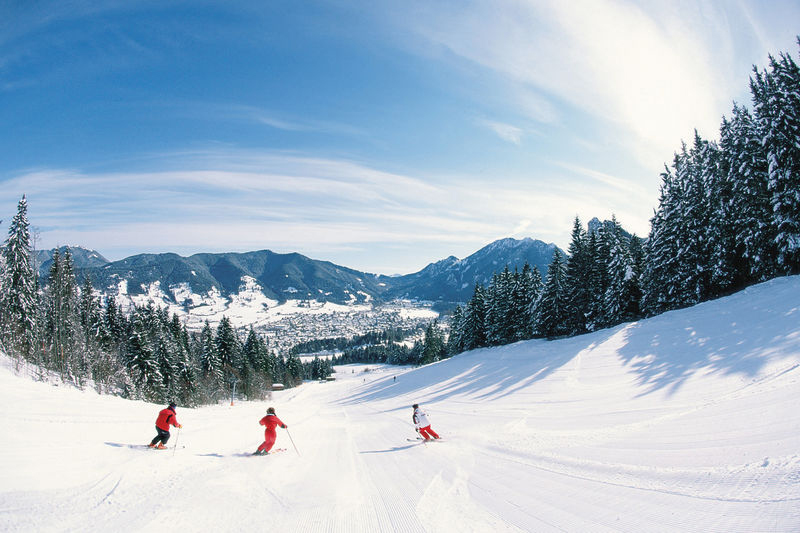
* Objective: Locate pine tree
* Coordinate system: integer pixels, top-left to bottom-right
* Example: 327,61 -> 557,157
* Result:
485,266 -> 514,345
642,162 -> 684,315
420,320 -> 445,364
461,284 -> 487,350
448,305 -> 465,354
243,327 -> 260,365
128,309 -> 163,399
515,262 -> 539,340
525,265 -> 543,337
216,316 -> 240,369
721,104 -> 777,281
563,217 -> 591,335
44,248 -> 82,378
173,327 -> 197,405
536,249 -> 568,338
586,223 -> 610,328
242,326 -> 271,398
155,332 -> 178,401
623,236 -> 645,321
0,196 -> 38,359
682,133 -> 717,302
79,275 -> 103,350
483,274 -> 500,346
199,321 -> 222,384
751,46 -> 800,273
285,353 -> 303,385
602,216 -> 632,327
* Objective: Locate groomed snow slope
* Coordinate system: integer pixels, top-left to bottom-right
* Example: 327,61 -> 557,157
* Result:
2,277 -> 799,532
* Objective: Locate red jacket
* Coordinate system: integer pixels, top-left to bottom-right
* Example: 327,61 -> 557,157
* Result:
156,407 -> 179,431
259,413 -> 286,433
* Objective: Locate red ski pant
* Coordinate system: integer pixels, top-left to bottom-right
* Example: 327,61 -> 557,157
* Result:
257,430 -> 277,453
418,425 -> 439,440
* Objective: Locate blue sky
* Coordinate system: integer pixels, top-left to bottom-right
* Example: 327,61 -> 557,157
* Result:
1,1 -> 798,275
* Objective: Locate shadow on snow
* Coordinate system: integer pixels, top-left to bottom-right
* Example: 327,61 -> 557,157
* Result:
340,277 -> 800,403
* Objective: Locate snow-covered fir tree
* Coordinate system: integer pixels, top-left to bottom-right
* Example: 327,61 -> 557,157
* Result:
515,262 -> 540,340
563,217 -> 592,335
485,266 -> 515,346
128,309 -> 163,400
0,196 -> 38,358
720,104 -> 777,282
420,320 -> 446,364
447,305 -> 465,354
44,249 -> 83,378
751,47 -> 800,273
461,284 -> 487,350
602,216 -> 633,327
535,249 -> 568,338
642,161 -> 684,315
215,315 -> 241,386
199,321 -> 223,385
285,353 -> 303,385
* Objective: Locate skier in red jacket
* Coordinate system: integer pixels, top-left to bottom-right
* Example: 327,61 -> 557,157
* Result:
149,402 -> 182,449
253,407 -> 288,455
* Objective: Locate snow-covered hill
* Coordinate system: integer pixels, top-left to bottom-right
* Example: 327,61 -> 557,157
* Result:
2,276 -> 799,532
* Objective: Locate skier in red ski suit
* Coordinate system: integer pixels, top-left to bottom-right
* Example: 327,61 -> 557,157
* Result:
149,402 -> 182,449
413,403 -> 440,440
254,407 -> 287,455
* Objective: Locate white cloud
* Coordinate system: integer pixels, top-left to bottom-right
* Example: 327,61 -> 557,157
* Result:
397,0 -> 796,167
481,120 -> 524,144
1,148 -> 656,271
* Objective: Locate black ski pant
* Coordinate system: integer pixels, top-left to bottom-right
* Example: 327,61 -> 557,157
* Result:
151,427 -> 170,446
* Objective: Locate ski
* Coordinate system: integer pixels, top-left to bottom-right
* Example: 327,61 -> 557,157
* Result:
104,442 -> 185,450
251,448 -> 287,456
407,437 -> 443,442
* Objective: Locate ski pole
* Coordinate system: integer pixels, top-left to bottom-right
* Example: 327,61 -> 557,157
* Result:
172,426 -> 182,457
286,428 -> 300,456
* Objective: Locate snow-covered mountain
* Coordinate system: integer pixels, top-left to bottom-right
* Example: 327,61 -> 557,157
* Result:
45,237 -> 561,311
79,249 -> 385,305
384,237 -> 559,302
2,275 -> 798,531
35,245 -> 110,274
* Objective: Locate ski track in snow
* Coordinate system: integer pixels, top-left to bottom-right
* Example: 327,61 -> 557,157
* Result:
2,276 -> 800,532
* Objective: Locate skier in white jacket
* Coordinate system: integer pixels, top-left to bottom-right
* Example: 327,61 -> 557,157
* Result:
412,403 -> 440,440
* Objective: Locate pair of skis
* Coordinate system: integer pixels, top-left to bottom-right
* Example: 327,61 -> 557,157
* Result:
251,448 -> 287,456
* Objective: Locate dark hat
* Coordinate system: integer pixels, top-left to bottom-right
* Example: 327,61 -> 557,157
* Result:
412,404 -> 419,409
168,402 -> 177,409
267,407 -> 275,414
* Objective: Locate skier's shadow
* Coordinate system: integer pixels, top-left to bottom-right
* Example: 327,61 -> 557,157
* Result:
104,441 -> 148,449
360,443 -> 419,454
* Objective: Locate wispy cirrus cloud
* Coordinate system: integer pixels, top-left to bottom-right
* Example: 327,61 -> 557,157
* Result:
481,120 -> 524,145
191,103 -> 368,137
0,148 -> 653,272
389,0 -> 800,167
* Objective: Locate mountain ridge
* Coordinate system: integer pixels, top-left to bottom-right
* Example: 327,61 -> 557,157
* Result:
40,237 -> 561,305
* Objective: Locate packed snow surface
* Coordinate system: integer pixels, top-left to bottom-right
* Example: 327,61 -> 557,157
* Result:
2,277 -> 800,532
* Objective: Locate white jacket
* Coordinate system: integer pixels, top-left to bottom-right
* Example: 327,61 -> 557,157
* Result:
413,408 -> 431,428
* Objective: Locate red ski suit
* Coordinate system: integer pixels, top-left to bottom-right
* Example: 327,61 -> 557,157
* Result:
257,414 -> 286,453
155,407 -> 180,431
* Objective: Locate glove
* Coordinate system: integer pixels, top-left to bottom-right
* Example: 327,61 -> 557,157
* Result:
282,424 -> 288,429
415,428 -> 420,433
177,424 -> 183,429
